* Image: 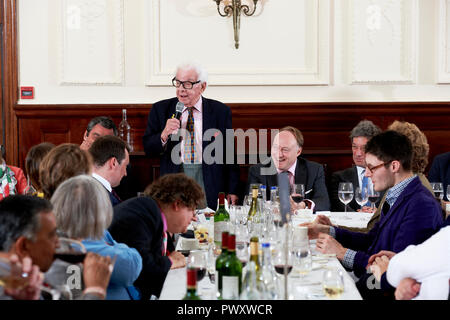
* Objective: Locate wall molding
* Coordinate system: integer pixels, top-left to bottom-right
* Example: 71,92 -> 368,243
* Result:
59,0 -> 125,85
145,0 -> 330,86
349,0 -> 417,84
438,0 -> 450,83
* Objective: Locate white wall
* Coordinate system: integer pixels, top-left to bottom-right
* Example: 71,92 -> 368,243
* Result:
17,0 -> 450,104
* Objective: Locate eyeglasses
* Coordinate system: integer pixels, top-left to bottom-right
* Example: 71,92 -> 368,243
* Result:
172,77 -> 201,90
366,161 -> 391,174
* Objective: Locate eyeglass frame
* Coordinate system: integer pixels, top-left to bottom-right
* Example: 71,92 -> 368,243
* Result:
171,77 -> 201,90
366,161 -> 391,174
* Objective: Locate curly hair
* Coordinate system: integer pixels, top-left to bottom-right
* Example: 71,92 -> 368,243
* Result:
387,120 -> 429,173
350,120 -> 381,140
39,143 -> 92,199
144,173 -> 205,209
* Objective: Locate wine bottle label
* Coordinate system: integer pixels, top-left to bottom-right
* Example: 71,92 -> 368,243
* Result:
222,276 -> 239,300
214,221 -> 226,244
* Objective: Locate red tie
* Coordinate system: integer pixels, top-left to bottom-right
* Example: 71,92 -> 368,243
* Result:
287,171 -> 295,190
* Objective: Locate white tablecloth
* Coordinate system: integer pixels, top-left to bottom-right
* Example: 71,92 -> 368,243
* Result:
160,240 -> 362,300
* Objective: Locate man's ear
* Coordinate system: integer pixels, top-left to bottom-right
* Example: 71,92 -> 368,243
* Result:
391,160 -> 401,173
297,146 -> 302,157
107,157 -> 117,170
83,130 -> 89,140
13,237 -> 31,260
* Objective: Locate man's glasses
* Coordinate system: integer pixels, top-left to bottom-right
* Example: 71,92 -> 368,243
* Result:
366,161 -> 391,174
172,77 -> 201,90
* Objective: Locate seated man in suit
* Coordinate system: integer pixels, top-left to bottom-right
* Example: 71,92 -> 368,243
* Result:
304,131 -> 443,299
108,173 -> 204,300
247,126 -> 330,212
80,116 -> 117,151
329,120 -> 381,212
89,135 -> 130,206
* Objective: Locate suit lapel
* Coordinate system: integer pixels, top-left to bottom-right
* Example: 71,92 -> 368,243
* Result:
294,158 -> 308,187
202,97 -> 213,151
351,167 -> 360,189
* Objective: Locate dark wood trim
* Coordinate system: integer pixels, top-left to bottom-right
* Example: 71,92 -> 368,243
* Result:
1,0 -> 18,164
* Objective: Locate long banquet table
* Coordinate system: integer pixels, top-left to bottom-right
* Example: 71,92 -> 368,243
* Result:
159,211 -> 369,300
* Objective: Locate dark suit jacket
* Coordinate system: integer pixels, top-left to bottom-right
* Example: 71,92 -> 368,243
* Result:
334,176 -> 443,298
247,156 -> 330,212
142,96 -> 240,209
329,167 -> 360,212
428,151 -> 450,189
329,166 -> 386,212
108,196 -> 171,300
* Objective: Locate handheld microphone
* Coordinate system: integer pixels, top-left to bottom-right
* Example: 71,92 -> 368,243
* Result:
167,102 -> 184,142
172,102 -> 184,120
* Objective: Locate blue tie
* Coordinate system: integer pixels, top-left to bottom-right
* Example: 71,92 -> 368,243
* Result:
361,171 -> 370,206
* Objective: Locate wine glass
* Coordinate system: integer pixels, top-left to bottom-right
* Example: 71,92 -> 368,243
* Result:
54,238 -> 87,264
290,184 -> 305,210
236,240 -> 249,269
322,268 -> 345,299
338,182 -> 354,212
188,250 -> 207,284
367,187 -> 380,211
273,245 -> 293,277
354,186 -> 369,210
292,244 -> 312,281
431,182 -> 444,201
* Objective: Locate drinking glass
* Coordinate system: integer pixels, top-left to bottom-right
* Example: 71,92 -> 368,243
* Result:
338,182 -> 354,212
322,268 -> 344,299
236,241 -> 249,269
367,187 -> 380,210
354,186 -> 369,210
54,238 -> 87,264
273,245 -> 293,277
431,182 -> 444,201
292,244 -> 312,281
188,250 -> 207,283
290,184 -> 305,204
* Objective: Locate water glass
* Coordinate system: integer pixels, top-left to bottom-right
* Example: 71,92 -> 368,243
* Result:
338,182 -> 354,212
354,186 -> 368,209
322,268 -> 344,299
431,182 -> 444,200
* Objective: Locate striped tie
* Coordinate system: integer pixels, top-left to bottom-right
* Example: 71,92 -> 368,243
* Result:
184,107 -> 196,163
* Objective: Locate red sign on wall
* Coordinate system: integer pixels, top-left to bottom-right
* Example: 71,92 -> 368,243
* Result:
20,87 -> 34,99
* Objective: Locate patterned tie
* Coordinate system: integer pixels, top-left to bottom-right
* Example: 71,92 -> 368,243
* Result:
184,107 -> 196,163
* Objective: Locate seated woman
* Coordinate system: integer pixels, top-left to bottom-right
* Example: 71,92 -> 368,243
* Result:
0,145 -> 27,200
24,142 -> 55,197
49,175 -> 142,300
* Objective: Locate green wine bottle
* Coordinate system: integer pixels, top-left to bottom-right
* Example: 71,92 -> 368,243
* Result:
182,267 -> 201,300
215,231 -> 229,300
214,192 -> 230,247
247,185 -> 259,222
221,234 -> 243,300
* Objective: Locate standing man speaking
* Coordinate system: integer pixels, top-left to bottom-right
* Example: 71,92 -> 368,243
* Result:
143,62 -> 239,210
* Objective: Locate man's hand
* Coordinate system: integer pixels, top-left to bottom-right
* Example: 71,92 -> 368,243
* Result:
395,278 -> 421,300
161,118 -> 181,143
3,255 -> 43,300
80,139 -> 91,151
359,206 -> 376,213
227,194 -> 238,205
314,214 -> 333,226
367,250 -> 396,267
299,222 -> 330,239
315,232 -> 347,260
169,251 -> 186,269
83,252 -> 112,295
369,255 -> 390,282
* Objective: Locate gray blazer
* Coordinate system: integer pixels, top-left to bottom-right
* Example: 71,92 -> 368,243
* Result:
247,156 -> 330,212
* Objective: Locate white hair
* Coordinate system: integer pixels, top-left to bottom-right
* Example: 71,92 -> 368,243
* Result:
175,61 -> 208,84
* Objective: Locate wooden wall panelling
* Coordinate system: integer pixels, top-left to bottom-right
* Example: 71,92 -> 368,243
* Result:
13,102 -> 450,201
